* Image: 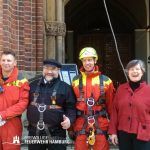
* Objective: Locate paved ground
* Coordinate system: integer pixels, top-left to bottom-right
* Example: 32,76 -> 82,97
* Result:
21,145 -> 119,150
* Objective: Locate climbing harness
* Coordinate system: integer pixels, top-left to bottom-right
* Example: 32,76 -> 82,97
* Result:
30,78 -> 63,139
76,74 -> 108,146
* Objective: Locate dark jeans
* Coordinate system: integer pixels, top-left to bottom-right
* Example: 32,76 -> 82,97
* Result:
28,126 -> 67,150
118,130 -> 150,150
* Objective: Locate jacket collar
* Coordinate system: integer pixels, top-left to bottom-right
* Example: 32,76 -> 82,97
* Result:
0,66 -> 18,83
125,81 -> 146,92
40,76 -> 60,86
80,65 -> 101,77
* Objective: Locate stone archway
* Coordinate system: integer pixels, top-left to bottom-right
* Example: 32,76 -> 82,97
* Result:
44,0 -> 149,82
64,0 -> 149,83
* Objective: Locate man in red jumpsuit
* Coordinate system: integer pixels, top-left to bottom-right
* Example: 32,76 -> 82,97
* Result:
0,50 -> 29,150
72,47 -> 115,150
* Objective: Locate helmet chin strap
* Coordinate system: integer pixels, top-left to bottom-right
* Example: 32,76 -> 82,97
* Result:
85,66 -> 95,74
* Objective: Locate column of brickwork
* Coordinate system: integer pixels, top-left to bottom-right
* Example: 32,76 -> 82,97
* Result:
1,0 -> 44,73
0,0 -> 3,51
3,1 -> 19,53
35,0 -> 44,72
18,0 -> 25,70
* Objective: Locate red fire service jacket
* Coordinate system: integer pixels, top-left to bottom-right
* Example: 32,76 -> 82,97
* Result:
72,66 -> 115,133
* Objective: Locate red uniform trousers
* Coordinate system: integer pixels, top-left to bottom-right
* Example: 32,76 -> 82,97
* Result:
75,134 -> 109,150
0,117 -> 22,150
74,117 -> 109,150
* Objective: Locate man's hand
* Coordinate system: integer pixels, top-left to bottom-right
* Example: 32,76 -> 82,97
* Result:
61,115 -> 71,130
109,134 -> 118,145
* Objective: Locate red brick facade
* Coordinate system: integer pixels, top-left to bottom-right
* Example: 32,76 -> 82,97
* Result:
0,0 -> 44,72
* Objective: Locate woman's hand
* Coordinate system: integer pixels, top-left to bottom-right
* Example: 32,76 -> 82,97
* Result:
109,134 -> 118,145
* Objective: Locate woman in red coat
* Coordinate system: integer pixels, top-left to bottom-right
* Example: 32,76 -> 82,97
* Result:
109,59 -> 150,150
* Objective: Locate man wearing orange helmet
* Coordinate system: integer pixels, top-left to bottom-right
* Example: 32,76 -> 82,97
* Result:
72,47 -> 115,150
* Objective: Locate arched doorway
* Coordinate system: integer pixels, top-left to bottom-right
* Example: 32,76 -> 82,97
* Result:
65,0 -> 147,85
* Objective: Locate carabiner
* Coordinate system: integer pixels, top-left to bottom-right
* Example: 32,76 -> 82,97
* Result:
87,116 -> 95,125
37,121 -> 45,130
38,104 -> 46,112
87,97 -> 95,107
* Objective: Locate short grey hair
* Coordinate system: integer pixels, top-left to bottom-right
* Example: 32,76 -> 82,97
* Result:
125,59 -> 146,73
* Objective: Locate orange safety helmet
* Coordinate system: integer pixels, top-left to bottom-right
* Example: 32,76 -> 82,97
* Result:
79,47 -> 98,60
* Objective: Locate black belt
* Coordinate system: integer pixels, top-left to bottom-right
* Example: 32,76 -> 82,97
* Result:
76,109 -> 108,137
77,109 -> 107,117
30,123 -> 52,128
76,129 -> 107,136
30,102 -> 62,110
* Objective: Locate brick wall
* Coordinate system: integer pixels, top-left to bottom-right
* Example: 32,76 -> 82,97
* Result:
0,0 -> 44,72
0,0 -> 3,51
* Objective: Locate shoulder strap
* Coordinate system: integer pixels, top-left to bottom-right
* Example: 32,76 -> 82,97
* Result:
79,74 -> 83,92
78,74 -> 104,98
51,80 -> 60,105
51,80 -> 60,97
33,78 -> 61,103
100,74 -> 105,96
33,77 -> 43,103
78,74 -> 85,99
